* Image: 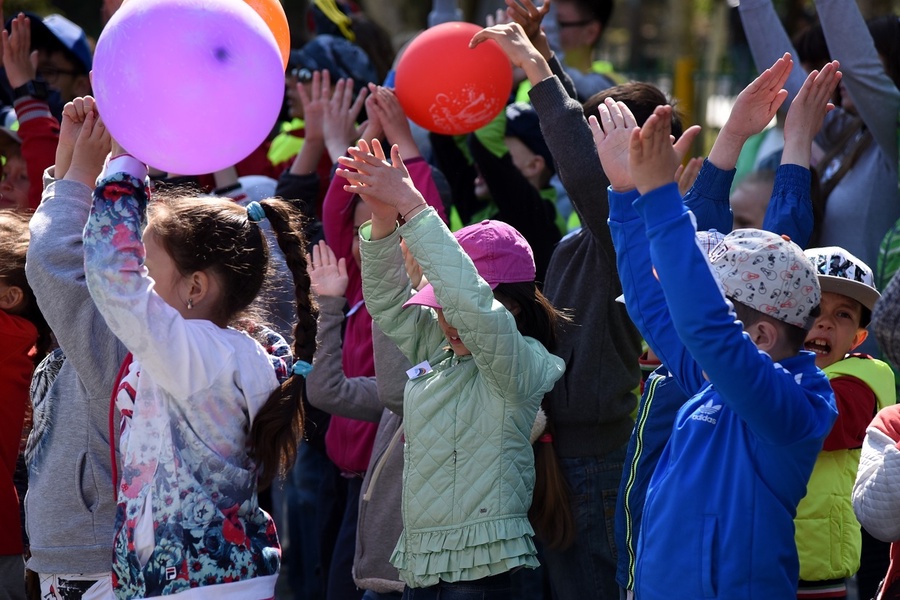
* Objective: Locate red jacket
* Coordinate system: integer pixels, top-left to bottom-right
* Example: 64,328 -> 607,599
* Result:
0,311 -> 37,554
14,97 -> 59,212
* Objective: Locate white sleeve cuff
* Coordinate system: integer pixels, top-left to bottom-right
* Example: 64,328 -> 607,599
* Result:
100,154 -> 148,182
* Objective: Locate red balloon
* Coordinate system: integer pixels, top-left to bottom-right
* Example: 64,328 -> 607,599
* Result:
394,22 -> 513,135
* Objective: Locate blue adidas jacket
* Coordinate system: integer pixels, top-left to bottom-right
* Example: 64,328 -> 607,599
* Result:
612,182 -> 836,599
610,160 -> 814,592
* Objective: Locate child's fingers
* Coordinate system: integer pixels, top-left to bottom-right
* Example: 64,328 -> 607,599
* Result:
673,125 -> 701,161
587,114 -> 605,143
389,144 -> 409,177
372,138 -> 387,161
605,97 -> 625,126
337,257 -> 347,278
619,101 -> 638,129
83,95 -> 96,115
350,87 -> 368,119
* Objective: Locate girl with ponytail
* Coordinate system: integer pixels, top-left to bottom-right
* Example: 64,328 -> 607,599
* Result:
82,126 -> 316,599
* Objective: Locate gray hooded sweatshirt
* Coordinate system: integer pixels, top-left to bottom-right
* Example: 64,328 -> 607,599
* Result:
24,173 -> 128,574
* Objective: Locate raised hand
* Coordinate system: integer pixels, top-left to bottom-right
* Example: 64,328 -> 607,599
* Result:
782,60 -> 841,168
297,69 -> 330,144
57,96 -> 98,179
64,110 -> 111,187
629,105 -> 680,196
469,22 -> 551,84
366,85 -> 418,158
675,156 -> 704,196
504,0 -> 552,59
336,139 -> 425,238
308,240 -> 349,298
589,97 -> 639,191
323,78 -> 369,163
2,13 -> 37,89
709,53 -> 792,170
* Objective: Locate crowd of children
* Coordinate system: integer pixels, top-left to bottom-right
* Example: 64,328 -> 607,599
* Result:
1,0 -> 900,599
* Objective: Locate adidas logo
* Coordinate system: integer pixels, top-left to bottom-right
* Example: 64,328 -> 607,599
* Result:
690,399 -> 723,425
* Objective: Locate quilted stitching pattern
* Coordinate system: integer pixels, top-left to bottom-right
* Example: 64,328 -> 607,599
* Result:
360,209 -> 565,586
853,427 -> 900,541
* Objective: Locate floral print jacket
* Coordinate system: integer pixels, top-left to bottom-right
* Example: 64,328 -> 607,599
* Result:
83,164 -> 281,598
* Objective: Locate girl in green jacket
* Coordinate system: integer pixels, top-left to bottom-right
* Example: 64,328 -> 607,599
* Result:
337,138 -> 566,599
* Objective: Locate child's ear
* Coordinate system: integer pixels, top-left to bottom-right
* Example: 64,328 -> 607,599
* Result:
850,328 -> 869,351
187,271 -> 214,307
0,284 -> 25,312
749,320 -> 779,355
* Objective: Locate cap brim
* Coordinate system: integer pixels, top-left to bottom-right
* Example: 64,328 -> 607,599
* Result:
818,275 -> 881,312
403,283 -> 442,309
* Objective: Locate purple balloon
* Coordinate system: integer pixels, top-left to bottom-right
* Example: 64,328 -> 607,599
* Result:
93,0 -> 283,175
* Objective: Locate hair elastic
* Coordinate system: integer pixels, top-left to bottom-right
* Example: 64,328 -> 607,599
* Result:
246,201 -> 266,223
292,360 -> 314,377
538,433 -> 553,444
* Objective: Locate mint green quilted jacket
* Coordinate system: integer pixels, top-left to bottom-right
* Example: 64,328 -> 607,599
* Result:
360,208 -> 565,588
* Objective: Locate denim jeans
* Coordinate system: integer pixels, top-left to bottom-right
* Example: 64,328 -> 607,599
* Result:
401,571 -> 512,600
542,447 -> 627,600
285,440 -> 332,600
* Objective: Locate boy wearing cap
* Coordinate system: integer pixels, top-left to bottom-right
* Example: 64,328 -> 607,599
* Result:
795,247 -> 895,599
615,105 -> 836,600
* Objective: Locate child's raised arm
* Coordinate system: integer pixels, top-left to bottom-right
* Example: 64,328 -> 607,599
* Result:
761,60 -> 841,246
781,61 -> 840,170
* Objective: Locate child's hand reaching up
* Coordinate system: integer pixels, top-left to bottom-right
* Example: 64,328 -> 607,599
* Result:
366,86 -> 418,159
782,60 -> 840,168
323,78 -> 368,164
591,98 -> 701,193
469,22 -> 552,85
309,240 -> 348,298
709,52 -> 792,170
57,96 -> 97,179
589,98 -> 639,191
336,138 -> 426,239
630,105 -> 680,196
64,109 -> 111,188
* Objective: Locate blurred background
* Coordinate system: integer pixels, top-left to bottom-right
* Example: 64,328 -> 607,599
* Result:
11,0 -> 900,150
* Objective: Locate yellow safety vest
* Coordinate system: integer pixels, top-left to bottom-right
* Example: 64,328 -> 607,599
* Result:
794,355 -> 896,582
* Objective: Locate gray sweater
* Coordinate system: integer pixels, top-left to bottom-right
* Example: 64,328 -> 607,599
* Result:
739,0 -> 900,269
24,173 -> 128,573
306,295 -> 407,593
529,74 -> 643,458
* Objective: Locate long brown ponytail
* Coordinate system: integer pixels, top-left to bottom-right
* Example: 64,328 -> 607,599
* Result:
250,199 -> 318,490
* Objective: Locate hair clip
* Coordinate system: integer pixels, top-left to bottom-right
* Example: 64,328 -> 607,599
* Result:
247,201 -> 266,223
292,360 -> 313,377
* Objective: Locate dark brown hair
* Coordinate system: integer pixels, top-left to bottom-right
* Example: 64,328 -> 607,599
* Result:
0,210 -> 51,364
730,297 -> 820,354
494,281 -> 575,549
582,82 -> 685,139
149,197 -> 317,490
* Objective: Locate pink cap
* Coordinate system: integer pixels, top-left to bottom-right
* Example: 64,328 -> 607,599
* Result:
403,220 -> 536,309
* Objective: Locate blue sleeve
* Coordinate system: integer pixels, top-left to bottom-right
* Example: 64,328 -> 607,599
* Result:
609,187 -> 705,396
682,159 -> 735,234
761,163 -> 813,248
635,182 -> 832,445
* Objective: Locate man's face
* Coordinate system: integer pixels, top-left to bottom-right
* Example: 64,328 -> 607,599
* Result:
556,1 -> 601,54
37,49 -> 89,102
